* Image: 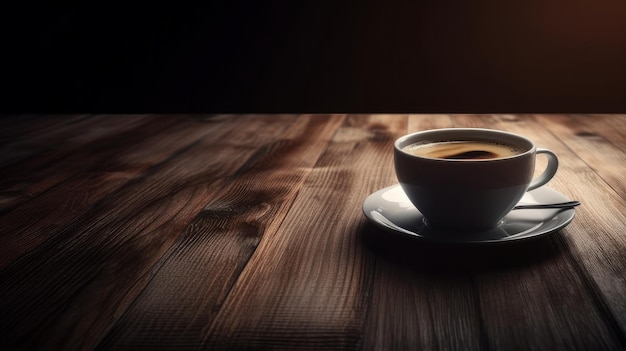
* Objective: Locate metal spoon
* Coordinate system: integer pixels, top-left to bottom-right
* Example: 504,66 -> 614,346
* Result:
513,200 -> 580,210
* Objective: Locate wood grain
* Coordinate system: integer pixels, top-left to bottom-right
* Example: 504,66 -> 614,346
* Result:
96,114 -> 346,350
534,114 -> 626,200
0,115 -> 159,213
363,114 -> 625,350
0,115 -> 216,268
202,115 -> 407,349
0,115 -> 295,349
0,114 -> 624,351
466,114 -> 626,345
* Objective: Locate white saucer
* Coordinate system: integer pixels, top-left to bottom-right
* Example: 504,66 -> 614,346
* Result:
362,185 -> 576,245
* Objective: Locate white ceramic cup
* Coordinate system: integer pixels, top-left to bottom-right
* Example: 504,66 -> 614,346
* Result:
394,128 -> 558,231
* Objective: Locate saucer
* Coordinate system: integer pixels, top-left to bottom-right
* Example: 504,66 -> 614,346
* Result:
362,185 -> 576,245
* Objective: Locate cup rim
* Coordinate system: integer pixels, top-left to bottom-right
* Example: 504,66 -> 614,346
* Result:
394,128 -> 536,162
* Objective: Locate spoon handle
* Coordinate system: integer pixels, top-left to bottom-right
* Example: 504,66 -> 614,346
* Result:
513,200 -> 581,210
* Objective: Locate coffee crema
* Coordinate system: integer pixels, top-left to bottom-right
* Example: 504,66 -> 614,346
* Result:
402,141 -> 522,160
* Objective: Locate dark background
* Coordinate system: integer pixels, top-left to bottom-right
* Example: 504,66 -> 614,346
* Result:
1,1 -> 625,113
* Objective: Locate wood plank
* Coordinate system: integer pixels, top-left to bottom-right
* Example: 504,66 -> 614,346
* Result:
95,114 -> 347,350
0,115 -> 236,269
407,114 -> 454,132
362,114 -> 622,350
578,114 -> 626,149
363,114 -> 482,350
202,115 -> 408,349
456,114 -> 626,347
362,246 -> 486,350
0,115 -> 297,350
0,114 -> 91,148
0,114 -> 180,214
0,114 -> 148,168
534,114 -> 626,200
0,114 -> 623,350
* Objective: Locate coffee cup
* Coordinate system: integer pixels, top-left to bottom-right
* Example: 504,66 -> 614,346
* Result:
394,128 -> 558,230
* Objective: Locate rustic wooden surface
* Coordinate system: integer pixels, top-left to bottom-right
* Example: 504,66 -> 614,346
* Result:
0,114 -> 625,350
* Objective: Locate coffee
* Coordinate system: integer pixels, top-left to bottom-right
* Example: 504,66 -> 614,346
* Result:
395,128 -> 558,229
402,140 -> 522,160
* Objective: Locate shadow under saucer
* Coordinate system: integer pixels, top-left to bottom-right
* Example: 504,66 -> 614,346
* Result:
360,220 -> 568,275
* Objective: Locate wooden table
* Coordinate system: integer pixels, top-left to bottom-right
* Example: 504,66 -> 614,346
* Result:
1,114 -> 625,350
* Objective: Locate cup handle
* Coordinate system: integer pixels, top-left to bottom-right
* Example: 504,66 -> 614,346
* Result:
527,148 -> 559,191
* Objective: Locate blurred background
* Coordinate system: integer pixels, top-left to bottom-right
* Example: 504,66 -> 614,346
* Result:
1,0 -> 625,113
